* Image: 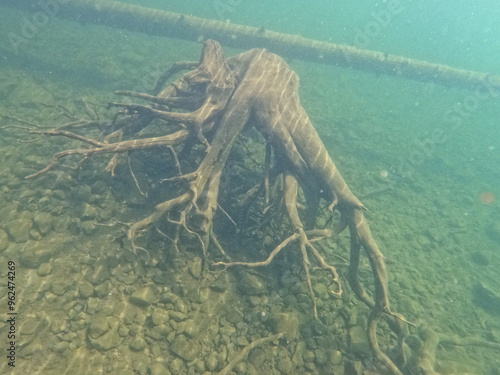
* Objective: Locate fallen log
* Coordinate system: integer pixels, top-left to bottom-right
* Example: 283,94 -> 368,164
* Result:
4,0 -> 500,91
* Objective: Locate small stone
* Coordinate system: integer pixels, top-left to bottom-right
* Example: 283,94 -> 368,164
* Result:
38,196 -> 52,212
269,311 -> 299,341
248,348 -> 266,368
312,283 -> 329,300
51,280 -> 69,296
211,273 -> 228,293
81,203 -> 98,220
53,190 -> 67,200
188,256 -> 203,279
205,352 -> 219,371
330,350 -> 342,365
33,212 -> 53,235
183,319 -> 199,338
171,335 -> 198,361
239,273 -> 267,295
349,325 -> 371,357
37,262 -> 52,277
150,364 -> 171,375
88,316 -> 124,351
277,358 -> 293,373
130,337 -> 147,351
53,215 -> 71,233
248,296 -> 261,307
169,358 -> 184,374
226,306 -> 243,324
151,308 -> 169,326
79,281 -> 95,298
315,347 -> 328,365
92,181 -> 108,195
89,313 -> 110,338
80,220 -> 96,235
169,311 -> 187,322
130,287 -> 156,308
20,243 -> 55,268
95,280 -> 112,298
174,299 -> 188,314
6,218 -> 32,243
302,350 -> 315,363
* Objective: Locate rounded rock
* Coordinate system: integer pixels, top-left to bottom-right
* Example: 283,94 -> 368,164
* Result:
79,281 -> 95,298
37,262 -> 52,277
130,337 -> 147,351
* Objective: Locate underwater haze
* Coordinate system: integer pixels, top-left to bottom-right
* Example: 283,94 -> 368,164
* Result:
0,1 -> 499,375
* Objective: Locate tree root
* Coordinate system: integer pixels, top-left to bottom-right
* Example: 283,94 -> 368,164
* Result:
217,332 -> 284,375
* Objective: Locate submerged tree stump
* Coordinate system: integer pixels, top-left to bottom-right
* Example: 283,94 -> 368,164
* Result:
25,39 -> 413,375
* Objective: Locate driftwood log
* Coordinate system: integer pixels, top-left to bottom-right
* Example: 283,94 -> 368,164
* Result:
4,0 -> 500,91
27,40 -> 411,374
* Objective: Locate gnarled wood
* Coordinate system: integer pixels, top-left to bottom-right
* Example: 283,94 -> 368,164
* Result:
28,40 -> 410,374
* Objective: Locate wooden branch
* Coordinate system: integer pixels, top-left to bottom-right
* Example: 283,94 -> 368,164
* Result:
4,0 -> 500,90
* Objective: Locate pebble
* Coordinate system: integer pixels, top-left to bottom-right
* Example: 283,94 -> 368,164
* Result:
79,281 -> 95,298
37,262 -> 52,276
81,203 -> 98,220
51,280 -> 70,296
349,325 -> 371,357
315,347 -> 328,365
183,319 -> 198,338
6,218 -> 32,243
80,220 -> 96,235
211,273 -> 228,293
188,256 -> 203,279
171,334 -> 198,361
226,306 -> 243,324
205,352 -> 219,371
169,358 -> 184,374
130,337 -> 147,351
330,350 -> 342,365
150,364 -> 171,375
239,272 -> 267,295
269,311 -> 299,341
20,242 -> 55,268
277,357 -> 293,373
88,316 -> 124,351
53,215 -> 71,233
312,283 -> 329,300
130,286 -> 156,307
95,280 -> 112,298
151,308 -> 169,326
248,348 -> 266,368
33,212 -> 53,235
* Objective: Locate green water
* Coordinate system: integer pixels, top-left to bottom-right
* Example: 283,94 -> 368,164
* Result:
0,1 -> 499,375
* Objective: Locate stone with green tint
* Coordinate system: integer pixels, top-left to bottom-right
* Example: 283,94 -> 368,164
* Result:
79,281 -> 94,298
37,262 -> 52,277
130,337 -> 147,351
150,364 -> 171,375
171,334 -> 198,361
88,316 -> 124,351
248,348 -> 266,368
269,311 -> 299,341
130,286 -> 156,307
20,243 -> 54,268
33,212 -> 53,235
6,218 -> 32,243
